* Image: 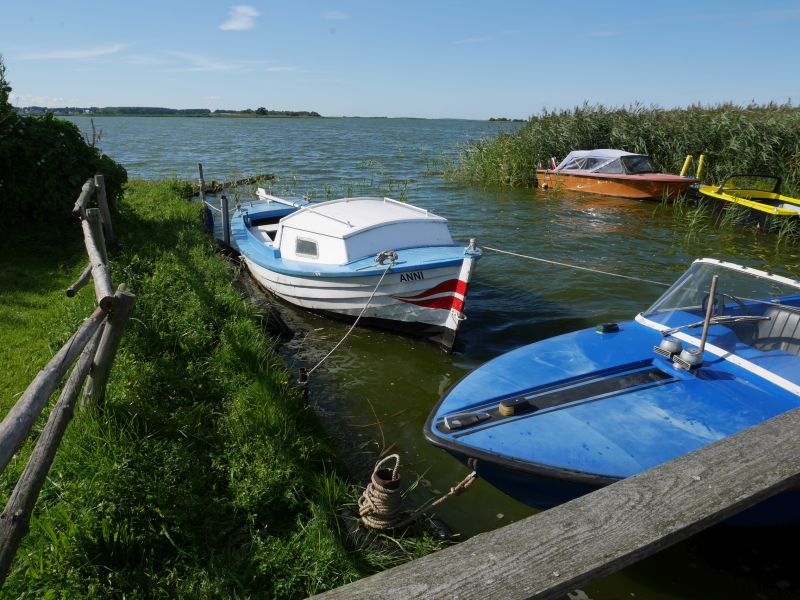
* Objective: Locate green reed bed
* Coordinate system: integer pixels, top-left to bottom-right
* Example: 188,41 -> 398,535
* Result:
0,180 -> 440,598
449,103 -> 800,195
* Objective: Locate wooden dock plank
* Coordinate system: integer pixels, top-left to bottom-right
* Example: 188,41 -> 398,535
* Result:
311,407 -> 800,600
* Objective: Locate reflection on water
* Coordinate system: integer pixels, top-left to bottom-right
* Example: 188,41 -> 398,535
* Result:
68,116 -> 800,599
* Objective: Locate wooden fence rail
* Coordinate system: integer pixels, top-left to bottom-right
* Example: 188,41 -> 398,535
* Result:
0,175 -> 134,585
311,406 -> 800,600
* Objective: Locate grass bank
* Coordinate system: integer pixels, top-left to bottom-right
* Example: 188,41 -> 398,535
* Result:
0,180 -> 438,598
448,103 -> 800,195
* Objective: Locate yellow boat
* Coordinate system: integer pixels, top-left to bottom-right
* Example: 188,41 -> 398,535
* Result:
699,175 -> 800,216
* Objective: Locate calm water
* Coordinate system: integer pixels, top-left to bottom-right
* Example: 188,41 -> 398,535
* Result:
70,116 -> 800,599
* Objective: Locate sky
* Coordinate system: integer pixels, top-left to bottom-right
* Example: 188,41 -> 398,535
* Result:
3,0 -> 800,119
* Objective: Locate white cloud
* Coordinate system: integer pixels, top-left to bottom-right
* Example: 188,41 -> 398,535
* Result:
453,36 -> 494,45
18,44 -> 129,60
10,93 -> 73,106
321,10 -> 348,21
219,5 -> 262,31
163,51 -> 246,72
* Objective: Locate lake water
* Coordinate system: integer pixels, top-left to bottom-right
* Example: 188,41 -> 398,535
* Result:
69,116 -> 800,599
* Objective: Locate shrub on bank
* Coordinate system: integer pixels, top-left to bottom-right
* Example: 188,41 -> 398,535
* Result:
0,56 -> 127,229
449,103 -> 800,195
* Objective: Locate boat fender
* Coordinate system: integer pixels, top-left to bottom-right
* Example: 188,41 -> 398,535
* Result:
375,250 -> 398,265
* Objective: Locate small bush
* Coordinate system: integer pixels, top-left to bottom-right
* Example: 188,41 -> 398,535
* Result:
0,57 -> 127,230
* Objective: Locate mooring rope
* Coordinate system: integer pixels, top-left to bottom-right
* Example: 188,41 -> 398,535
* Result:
483,245 -> 670,288
203,200 -> 223,214
307,264 -> 393,375
358,454 -> 478,530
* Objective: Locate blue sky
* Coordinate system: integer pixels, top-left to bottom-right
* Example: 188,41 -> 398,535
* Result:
3,1 -> 800,119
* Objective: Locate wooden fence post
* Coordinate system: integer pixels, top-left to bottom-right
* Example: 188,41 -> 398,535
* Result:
66,264 -> 92,298
71,179 -> 95,219
86,208 -> 108,263
79,215 -> 114,311
221,194 -> 231,247
94,174 -> 114,240
0,308 -> 106,473
84,286 -> 136,405
0,326 -> 103,585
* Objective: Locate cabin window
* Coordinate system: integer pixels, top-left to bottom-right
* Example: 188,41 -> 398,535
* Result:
295,237 -> 319,258
595,159 -> 626,174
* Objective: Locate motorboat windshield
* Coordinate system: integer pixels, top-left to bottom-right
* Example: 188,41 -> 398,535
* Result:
718,175 -> 782,195
641,259 -> 800,359
555,150 -> 657,175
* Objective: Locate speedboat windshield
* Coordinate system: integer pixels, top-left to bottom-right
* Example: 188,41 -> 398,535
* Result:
642,260 -> 800,360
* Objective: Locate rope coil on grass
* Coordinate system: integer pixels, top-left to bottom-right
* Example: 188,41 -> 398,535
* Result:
358,454 -> 478,530
358,454 -> 404,530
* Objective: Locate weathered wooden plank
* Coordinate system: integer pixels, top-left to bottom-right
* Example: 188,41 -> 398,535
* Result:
93,173 -> 114,240
71,178 -> 95,219
0,325 -> 103,584
0,307 -> 106,473
79,215 -> 114,310
84,286 -> 136,405
311,407 -> 800,600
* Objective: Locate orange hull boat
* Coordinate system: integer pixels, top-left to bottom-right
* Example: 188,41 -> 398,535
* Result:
536,149 -> 696,200
536,169 -> 696,200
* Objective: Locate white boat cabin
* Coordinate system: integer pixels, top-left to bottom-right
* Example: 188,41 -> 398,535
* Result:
254,197 -> 454,264
555,149 -> 657,175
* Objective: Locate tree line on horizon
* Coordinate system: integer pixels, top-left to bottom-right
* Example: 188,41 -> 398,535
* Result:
14,106 -> 322,117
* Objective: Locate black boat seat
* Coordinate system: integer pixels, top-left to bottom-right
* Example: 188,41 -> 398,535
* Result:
733,306 -> 800,356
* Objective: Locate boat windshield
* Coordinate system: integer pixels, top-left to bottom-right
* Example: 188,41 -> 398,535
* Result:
621,155 -> 657,174
642,261 -> 800,358
719,175 -> 781,194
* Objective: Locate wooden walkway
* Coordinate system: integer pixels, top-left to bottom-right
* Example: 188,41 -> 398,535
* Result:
311,407 -> 800,600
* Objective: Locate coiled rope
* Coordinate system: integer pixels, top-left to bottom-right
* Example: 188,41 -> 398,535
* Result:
358,454 -> 478,530
482,245 -> 670,288
307,263 -> 393,375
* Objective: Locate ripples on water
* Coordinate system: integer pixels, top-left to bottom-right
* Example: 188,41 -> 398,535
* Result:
69,116 -> 800,599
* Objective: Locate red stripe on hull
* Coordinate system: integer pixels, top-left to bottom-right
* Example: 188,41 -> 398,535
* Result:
392,279 -> 468,312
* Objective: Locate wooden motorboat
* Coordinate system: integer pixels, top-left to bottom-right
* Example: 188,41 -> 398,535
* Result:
698,175 -> 800,216
232,189 -> 481,351
536,149 -> 696,200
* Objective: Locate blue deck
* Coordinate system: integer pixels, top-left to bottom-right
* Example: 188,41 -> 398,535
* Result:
232,200 -> 474,277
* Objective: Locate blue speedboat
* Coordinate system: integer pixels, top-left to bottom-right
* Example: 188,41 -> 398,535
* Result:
425,258 -> 800,523
233,189 -> 481,351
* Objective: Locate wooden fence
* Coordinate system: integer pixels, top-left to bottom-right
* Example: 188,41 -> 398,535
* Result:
0,174 -> 135,584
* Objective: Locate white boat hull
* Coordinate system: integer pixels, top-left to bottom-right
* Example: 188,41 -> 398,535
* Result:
242,257 -> 476,340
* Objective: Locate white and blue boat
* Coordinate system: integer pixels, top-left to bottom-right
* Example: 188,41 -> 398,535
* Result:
232,189 -> 481,350
425,258 -> 800,523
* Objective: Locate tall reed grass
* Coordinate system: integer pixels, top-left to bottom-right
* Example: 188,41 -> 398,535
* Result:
448,103 -> 800,196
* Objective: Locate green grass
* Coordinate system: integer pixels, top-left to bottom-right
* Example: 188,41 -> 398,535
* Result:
448,102 -> 800,196
0,179 -> 441,598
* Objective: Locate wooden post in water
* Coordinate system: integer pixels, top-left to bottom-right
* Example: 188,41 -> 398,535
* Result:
198,163 -> 206,204
0,327 -> 103,585
221,194 -> 231,247
0,308 -> 106,473
94,173 -> 114,240
84,286 -> 136,405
